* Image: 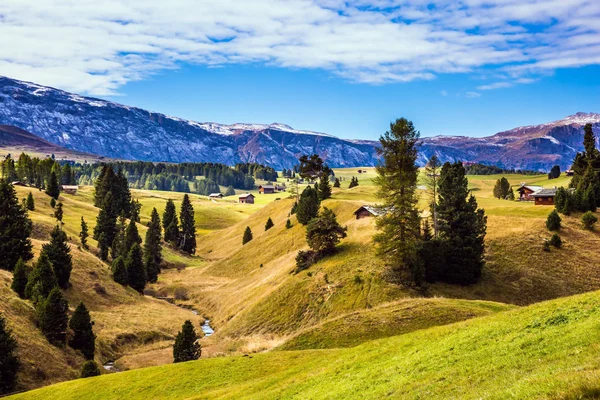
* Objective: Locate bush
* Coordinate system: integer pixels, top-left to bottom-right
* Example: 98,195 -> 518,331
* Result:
582,211 -> 598,230
294,250 -> 319,273
285,219 -> 292,229
549,233 -> 562,248
542,240 -> 551,252
546,210 -> 561,231
50,197 -> 56,208
80,360 -> 101,378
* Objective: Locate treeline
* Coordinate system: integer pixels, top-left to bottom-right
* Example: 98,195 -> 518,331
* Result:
1,153 -> 76,188
465,163 -> 539,175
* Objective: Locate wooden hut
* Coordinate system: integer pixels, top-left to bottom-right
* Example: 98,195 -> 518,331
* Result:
532,188 -> 557,205
238,193 -> 255,204
209,193 -> 223,199
258,185 -> 275,194
61,185 -> 78,195
516,184 -> 543,201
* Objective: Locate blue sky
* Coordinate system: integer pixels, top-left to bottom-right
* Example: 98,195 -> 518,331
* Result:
1,0 -> 599,140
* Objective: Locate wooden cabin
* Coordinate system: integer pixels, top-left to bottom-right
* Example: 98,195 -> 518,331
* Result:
565,170 -> 574,177
353,205 -> 386,219
258,185 -> 275,194
516,185 -> 543,201
61,185 -> 78,195
238,193 -> 255,204
209,193 -> 223,199
11,181 -> 27,187
532,188 -> 557,205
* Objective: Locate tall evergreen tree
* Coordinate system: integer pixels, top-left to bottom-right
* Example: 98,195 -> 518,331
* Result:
54,202 -> 64,222
94,193 -> 117,261
436,162 -> 487,285
25,252 -> 57,304
318,166 -> 332,200
0,314 -> 19,395
124,218 -> 142,251
42,226 -> 72,289
68,302 -> 96,360
373,118 -> 421,281
26,191 -> 35,211
126,243 -> 146,293
265,217 -> 274,231
242,226 -> 253,245
179,194 -> 196,254
11,259 -> 28,298
80,361 -> 101,378
0,179 -> 33,271
163,200 -> 179,243
173,320 -> 201,363
296,186 -> 320,225
111,256 -> 128,286
39,287 -> 69,345
333,177 -> 341,188
45,171 -> 60,200
80,217 -> 89,249
144,208 -> 162,283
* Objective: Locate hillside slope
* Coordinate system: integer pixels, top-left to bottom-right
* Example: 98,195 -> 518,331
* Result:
11,288 -> 600,400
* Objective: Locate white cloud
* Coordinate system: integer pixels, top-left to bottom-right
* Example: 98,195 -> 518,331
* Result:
440,90 -> 448,96
0,0 -> 598,94
465,92 -> 481,98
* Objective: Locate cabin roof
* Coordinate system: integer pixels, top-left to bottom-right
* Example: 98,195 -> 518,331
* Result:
61,185 -> 78,190
532,188 -> 557,198
353,205 -> 387,217
238,193 -> 255,198
259,185 -> 275,189
209,193 -> 222,197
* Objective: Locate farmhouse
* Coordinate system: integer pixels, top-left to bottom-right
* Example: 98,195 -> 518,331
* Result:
353,205 -> 387,219
258,185 -> 275,194
238,193 -> 255,204
209,193 -> 223,199
61,185 -> 78,194
532,188 -> 557,206
516,184 -> 543,201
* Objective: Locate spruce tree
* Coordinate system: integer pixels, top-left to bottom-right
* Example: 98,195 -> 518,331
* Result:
124,218 -> 142,251
318,167 -> 332,200
80,217 -> 89,249
11,258 -> 28,298
173,320 -> 201,363
94,193 -> 117,261
80,360 -> 101,378
436,162 -> 487,285
373,118 -> 421,281
285,219 -> 292,229
333,178 -> 340,188
111,256 -> 128,286
144,208 -> 162,283
179,194 -> 197,254
0,179 -> 33,271
39,287 -> 69,346
42,226 -> 72,289
54,202 -> 64,222
306,208 -> 347,254
163,200 -> 179,243
242,226 -> 253,245
296,186 -> 320,225
26,191 -> 35,211
0,314 -> 19,395
546,210 -> 561,231
126,243 -> 146,293
265,217 -> 274,231
111,213 -> 127,260
45,171 -> 60,200
25,251 -> 57,304
69,302 -> 96,360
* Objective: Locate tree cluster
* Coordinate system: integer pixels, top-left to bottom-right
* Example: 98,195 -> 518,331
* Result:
492,177 -> 514,200
348,177 -> 359,188
464,163 -> 539,175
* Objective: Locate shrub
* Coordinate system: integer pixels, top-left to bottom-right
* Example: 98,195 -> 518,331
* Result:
549,233 -> 562,248
294,250 -> 319,273
285,219 -> 292,229
50,197 -> 56,208
546,210 -> 561,231
80,360 -> 101,378
582,211 -> 598,230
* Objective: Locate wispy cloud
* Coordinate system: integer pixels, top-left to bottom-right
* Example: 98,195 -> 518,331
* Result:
465,92 -> 482,98
0,0 -> 598,94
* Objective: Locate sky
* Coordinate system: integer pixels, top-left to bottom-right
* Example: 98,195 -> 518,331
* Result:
0,0 -> 599,140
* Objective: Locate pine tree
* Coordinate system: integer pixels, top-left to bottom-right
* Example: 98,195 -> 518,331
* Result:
111,213 -> 126,260
296,186 -> 320,225
69,302 -> 96,360
111,256 -> 128,285
45,171 -> 60,200
94,193 -> 117,261
265,217 -> 274,231
144,208 -> 162,283
348,177 -> 359,188
11,258 -> 28,298
130,199 -> 141,222
25,251 -> 57,303
173,320 -> 201,363
306,208 -> 347,254
54,202 -> 64,222
80,217 -> 89,249
50,197 -> 56,208
373,118 -> 421,281
285,219 -> 292,229
80,360 -> 101,378
39,287 -> 69,345
242,226 -> 253,245
436,162 -> 487,285
546,210 -> 561,231
0,314 -> 19,394
42,226 -> 72,289
582,211 -> 598,230
318,167 -> 332,200
333,178 -> 340,188
26,192 -> 35,211
179,194 -> 197,254
0,179 -> 33,271
163,200 -> 179,243
124,218 -> 142,251
126,243 -> 146,293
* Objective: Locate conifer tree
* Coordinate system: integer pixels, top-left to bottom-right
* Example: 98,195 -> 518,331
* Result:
26,191 -> 35,211
306,208 -> 347,254
94,193 -> 117,261
124,218 -> 142,251
50,197 -> 56,208
25,251 -> 57,303
373,118 -> 421,280
126,243 -> 146,293
54,202 -> 64,222
0,179 -> 33,271
80,360 -> 101,378
225,186 -> 236,196
39,287 -> 68,346
546,210 -> 561,231
42,226 -> 72,289
333,178 -> 340,188
179,194 -> 197,254
318,167 -> 332,200
285,219 -> 292,229
242,226 -> 253,245
144,208 -> 162,283
173,320 -> 201,363
0,314 -> 19,394
69,302 -> 96,360
163,200 -> 179,243
11,259 -> 28,298
80,217 -> 89,249
130,199 -> 141,223
111,213 -> 127,260
111,256 -> 128,286
296,186 -> 320,225
45,171 -> 60,200
265,217 -> 274,231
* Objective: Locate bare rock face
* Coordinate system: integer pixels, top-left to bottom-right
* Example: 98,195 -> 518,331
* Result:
0,75 -> 598,171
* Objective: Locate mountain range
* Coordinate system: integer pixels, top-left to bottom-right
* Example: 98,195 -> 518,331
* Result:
0,76 -> 598,171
